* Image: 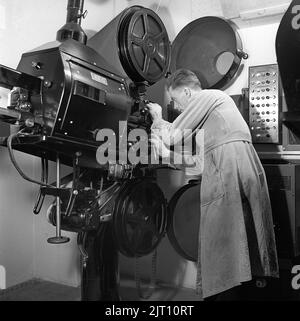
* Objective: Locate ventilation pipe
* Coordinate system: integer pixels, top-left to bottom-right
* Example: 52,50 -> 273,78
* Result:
56,0 -> 87,44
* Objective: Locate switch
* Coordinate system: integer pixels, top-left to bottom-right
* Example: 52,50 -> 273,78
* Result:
32,61 -> 42,70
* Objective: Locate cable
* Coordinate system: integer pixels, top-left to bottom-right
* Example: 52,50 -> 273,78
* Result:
7,132 -> 53,188
96,181 -> 119,200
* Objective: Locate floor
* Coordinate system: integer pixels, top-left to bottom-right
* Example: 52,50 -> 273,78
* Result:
0,278 -> 201,301
0,269 -> 299,301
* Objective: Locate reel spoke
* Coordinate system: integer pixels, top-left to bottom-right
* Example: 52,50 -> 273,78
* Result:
154,31 -> 166,42
143,55 -> 151,74
154,52 -> 165,71
143,13 -> 150,35
131,35 -> 144,47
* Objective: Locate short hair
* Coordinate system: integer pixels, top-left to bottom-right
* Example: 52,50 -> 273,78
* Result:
166,69 -> 202,90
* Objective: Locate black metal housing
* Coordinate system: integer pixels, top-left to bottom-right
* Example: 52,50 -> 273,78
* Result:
170,16 -> 248,89
0,39 -> 135,168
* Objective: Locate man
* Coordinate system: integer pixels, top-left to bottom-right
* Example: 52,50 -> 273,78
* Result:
147,69 -> 279,300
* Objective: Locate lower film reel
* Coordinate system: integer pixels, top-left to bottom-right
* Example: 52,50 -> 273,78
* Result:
113,178 -> 167,258
167,181 -> 201,262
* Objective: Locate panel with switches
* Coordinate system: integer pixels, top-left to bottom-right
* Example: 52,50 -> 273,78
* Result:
249,64 -> 281,144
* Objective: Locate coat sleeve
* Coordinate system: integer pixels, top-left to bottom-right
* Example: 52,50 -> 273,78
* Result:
151,90 -> 219,145
150,92 -> 212,174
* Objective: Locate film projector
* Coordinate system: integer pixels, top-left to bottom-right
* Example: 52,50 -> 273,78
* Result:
0,0 -> 247,300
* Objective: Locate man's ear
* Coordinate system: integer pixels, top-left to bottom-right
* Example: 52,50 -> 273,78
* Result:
184,87 -> 191,98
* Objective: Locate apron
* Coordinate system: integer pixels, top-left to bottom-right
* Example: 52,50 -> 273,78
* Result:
199,141 -> 279,298
151,89 -> 279,298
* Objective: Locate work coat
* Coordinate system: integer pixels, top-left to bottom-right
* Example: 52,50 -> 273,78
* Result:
151,89 -> 279,298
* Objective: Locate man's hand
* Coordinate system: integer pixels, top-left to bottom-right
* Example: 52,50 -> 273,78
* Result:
146,102 -> 163,122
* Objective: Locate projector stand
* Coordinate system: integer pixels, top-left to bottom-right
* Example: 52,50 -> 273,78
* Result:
78,222 -> 120,301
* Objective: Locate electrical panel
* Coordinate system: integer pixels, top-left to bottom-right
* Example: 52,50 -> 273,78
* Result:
249,64 -> 281,144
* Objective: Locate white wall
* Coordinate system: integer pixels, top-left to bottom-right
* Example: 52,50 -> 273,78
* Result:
226,21 -> 280,96
0,0 -> 60,288
0,146 -> 36,287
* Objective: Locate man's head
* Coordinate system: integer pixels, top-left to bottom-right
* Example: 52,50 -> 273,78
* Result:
166,69 -> 202,111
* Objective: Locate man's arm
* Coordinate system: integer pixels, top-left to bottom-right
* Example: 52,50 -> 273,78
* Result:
148,90 -> 217,146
